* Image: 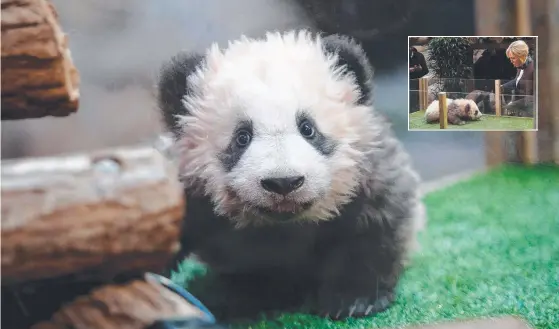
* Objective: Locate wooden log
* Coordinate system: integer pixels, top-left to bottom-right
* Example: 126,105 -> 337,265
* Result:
30,278 -> 205,329
1,0 -> 80,120
1,146 -> 185,286
438,92 -> 448,129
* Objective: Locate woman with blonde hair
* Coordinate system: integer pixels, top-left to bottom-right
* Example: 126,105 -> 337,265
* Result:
500,39 -> 535,117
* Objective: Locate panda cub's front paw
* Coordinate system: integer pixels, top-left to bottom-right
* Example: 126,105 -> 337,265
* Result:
315,291 -> 394,320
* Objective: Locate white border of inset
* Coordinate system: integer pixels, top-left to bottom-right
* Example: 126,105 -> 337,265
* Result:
407,35 -> 539,132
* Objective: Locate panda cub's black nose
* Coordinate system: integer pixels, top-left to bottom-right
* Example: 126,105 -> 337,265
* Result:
260,176 -> 305,195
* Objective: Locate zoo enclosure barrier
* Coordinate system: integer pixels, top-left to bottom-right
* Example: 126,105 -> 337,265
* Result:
410,77 -> 535,118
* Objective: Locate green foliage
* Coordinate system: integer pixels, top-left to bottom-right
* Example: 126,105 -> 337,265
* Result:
427,37 -> 472,98
428,37 -> 472,78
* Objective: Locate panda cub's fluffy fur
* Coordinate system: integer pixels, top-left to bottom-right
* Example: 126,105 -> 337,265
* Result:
157,30 -> 426,321
424,98 -> 483,125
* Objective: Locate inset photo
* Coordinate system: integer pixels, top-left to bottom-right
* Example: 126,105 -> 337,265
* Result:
408,36 -> 537,131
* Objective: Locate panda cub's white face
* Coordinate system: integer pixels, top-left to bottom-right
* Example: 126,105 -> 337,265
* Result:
176,31 -> 378,225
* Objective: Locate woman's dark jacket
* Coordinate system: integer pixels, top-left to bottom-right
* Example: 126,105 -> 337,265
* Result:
501,56 -> 535,99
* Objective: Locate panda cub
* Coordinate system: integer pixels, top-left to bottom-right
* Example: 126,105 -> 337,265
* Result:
424,98 -> 483,125
157,30 -> 426,321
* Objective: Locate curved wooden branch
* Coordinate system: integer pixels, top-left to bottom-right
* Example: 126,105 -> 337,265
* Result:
31,279 -> 204,329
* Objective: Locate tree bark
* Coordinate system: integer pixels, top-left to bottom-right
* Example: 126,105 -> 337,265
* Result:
1,0 -> 80,120
1,146 -> 185,286
30,279 -> 205,329
533,0 -> 559,164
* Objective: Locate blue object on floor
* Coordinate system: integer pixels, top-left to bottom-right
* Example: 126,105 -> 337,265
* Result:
144,273 -> 226,329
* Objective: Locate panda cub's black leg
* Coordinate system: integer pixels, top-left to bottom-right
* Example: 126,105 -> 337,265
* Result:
314,233 -> 402,320
204,271 -> 311,322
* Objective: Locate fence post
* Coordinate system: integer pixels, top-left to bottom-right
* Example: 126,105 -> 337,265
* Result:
439,92 -> 448,129
422,78 -> 429,110
418,78 -> 425,111
494,79 -> 502,116
418,77 -> 428,110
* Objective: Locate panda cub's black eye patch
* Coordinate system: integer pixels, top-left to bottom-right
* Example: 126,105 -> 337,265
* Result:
295,111 -> 337,156
218,120 -> 253,172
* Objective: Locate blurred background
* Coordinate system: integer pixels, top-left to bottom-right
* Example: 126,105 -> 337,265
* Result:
0,0 -> 482,182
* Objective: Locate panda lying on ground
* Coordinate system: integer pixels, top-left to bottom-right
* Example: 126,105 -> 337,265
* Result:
424,98 -> 483,125
157,30 -> 426,321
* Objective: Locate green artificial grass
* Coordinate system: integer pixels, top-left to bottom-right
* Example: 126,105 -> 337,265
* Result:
409,110 -> 535,130
172,165 -> 559,329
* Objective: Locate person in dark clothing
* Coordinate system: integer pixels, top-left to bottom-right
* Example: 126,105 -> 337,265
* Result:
409,46 -> 429,112
500,40 -> 535,117
409,46 -> 429,79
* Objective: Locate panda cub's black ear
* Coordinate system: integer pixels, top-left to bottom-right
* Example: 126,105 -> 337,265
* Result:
321,34 -> 374,105
157,52 -> 205,138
